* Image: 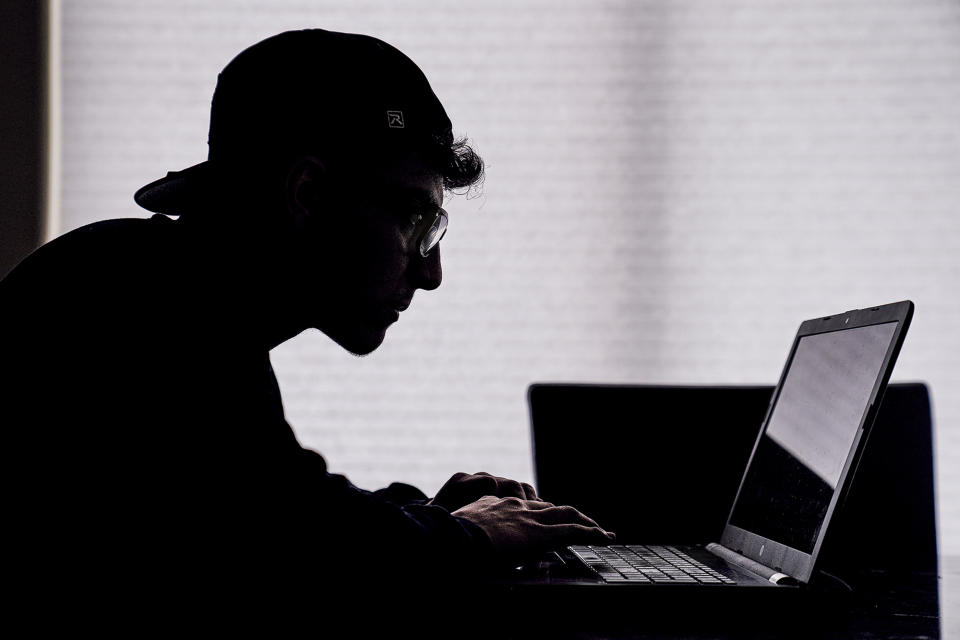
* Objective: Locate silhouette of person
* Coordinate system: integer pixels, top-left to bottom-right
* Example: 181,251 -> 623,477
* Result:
2,29 -> 613,624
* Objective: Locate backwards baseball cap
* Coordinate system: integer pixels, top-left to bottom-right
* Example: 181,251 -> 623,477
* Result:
134,29 -> 453,215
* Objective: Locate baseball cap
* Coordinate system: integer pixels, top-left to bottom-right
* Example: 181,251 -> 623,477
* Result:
134,29 -> 453,215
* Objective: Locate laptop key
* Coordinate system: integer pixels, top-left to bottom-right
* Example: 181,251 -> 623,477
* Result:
625,574 -> 651,582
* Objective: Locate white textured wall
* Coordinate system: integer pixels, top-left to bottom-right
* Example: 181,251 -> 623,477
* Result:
61,1 -> 960,561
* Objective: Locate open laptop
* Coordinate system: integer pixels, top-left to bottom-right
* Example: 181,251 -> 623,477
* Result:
507,300 -> 913,598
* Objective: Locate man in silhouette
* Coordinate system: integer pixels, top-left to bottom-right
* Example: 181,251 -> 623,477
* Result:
3,29 -> 612,613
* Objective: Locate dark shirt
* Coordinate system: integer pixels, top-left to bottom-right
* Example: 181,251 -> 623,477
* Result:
2,214 -> 491,613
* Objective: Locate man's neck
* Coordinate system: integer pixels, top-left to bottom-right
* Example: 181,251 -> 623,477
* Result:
176,214 -> 308,353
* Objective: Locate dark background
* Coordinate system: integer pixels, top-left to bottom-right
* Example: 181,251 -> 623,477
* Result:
1,2 -> 46,279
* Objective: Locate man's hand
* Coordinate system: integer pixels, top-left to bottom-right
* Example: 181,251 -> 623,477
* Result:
427,471 -> 540,512
452,496 -> 616,564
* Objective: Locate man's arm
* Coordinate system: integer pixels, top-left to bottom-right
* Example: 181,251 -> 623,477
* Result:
287,450 -> 613,573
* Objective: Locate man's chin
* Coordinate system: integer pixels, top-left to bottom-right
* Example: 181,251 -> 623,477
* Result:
327,327 -> 388,357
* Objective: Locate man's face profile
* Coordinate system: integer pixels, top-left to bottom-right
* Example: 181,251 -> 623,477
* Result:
286,149 -> 445,356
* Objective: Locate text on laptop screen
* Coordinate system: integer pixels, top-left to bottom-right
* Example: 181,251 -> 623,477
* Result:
729,322 -> 898,553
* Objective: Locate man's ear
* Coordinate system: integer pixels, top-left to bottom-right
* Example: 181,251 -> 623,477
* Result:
285,155 -> 328,230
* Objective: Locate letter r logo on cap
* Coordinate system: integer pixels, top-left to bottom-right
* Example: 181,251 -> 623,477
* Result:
387,110 -> 405,128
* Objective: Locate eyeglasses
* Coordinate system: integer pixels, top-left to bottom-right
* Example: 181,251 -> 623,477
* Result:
409,208 -> 448,257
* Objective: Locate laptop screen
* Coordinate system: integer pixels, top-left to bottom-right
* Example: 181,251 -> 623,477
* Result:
728,321 -> 899,554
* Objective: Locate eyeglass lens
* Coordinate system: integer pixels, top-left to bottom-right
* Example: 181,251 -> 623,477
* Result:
418,209 -> 448,257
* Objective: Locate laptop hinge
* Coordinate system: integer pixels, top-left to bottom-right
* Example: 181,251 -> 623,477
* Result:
705,542 -> 799,586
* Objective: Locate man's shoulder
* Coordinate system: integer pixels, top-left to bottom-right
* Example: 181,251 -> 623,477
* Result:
0,215 -> 184,350
1,215 -> 175,299
14,214 -> 172,268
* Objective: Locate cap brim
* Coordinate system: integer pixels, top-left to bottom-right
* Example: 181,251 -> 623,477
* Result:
134,161 -> 213,215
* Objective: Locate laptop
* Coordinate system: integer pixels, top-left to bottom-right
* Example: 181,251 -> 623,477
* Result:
504,300 -> 913,601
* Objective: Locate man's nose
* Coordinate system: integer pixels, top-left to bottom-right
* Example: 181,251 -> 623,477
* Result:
412,245 -> 442,291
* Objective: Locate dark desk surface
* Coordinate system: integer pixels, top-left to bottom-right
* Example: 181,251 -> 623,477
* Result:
486,554 -> 957,639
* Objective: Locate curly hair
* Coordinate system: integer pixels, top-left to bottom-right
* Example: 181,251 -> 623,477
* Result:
436,136 -> 485,193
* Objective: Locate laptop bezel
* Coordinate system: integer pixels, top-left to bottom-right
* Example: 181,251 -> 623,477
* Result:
719,300 -> 913,583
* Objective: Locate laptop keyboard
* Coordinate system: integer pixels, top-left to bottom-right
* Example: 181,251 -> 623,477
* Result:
569,545 -> 736,584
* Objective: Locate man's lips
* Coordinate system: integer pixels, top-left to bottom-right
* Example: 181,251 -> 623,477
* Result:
378,300 -> 411,324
